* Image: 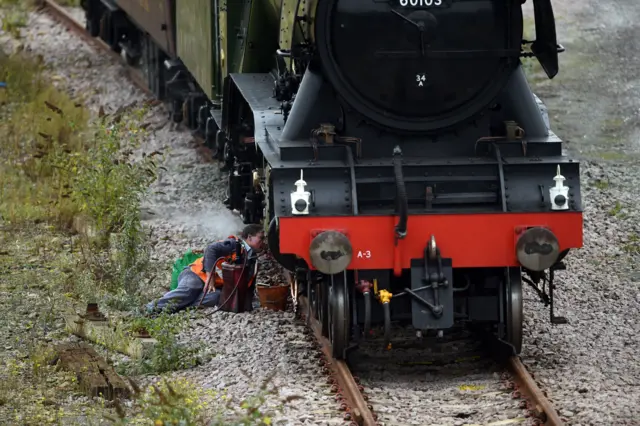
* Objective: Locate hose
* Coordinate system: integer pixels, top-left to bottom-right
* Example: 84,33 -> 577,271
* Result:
393,146 -> 408,240
363,291 -> 371,339
203,249 -> 250,317
197,256 -> 226,307
383,302 -> 391,349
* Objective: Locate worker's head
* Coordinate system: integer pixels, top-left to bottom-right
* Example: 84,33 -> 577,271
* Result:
241,224 -> 265,252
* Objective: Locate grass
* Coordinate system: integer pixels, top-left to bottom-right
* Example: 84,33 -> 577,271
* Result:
0,15 -> 206,425
0,53 -> 90,227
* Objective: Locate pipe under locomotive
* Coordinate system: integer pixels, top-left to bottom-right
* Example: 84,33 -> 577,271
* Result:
82,0 -> 583,360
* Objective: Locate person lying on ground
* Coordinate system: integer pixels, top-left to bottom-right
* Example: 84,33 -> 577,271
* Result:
145,224 -> 265,315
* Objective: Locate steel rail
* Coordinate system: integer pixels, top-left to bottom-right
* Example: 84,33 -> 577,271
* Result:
297,294 -> 377,426
508,356 -> 565,425
40,0 -> 151,96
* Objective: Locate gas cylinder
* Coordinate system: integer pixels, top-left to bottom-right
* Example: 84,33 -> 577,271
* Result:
219,260 -> 252,313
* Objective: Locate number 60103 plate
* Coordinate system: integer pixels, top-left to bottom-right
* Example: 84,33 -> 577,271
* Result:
397,0 -> 446,7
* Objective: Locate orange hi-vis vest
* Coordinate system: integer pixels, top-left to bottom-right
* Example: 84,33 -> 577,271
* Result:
188,236 -> 257,289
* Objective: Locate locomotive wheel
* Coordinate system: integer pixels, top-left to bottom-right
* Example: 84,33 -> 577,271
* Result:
328,271 -> 350,360
123,49 -> 139,67
305,280 -> 313,325
214,130 -> 225,160
220,140 -> 232,172
86,15 -> 100,38
504,267 -> 523,355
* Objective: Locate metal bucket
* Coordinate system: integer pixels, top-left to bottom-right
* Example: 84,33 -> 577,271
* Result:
256,285 -> 290,311
219,261 -> 251,313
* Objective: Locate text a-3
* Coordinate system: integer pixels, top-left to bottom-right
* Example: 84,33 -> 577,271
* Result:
357,250 -> 372,259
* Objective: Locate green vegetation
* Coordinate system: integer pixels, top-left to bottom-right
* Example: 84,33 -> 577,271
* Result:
116,310 -> 210,376
608,201 -> 623,217
621,233 -> 640,254
108,373 -> 300,426
0,0 -> 29,38
0,5 -> 291,423
0,48 -> 159,309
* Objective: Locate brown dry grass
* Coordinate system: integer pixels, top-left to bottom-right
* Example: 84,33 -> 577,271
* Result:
0,52 -> 90,227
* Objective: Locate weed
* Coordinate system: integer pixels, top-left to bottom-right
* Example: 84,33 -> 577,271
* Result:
108,372 -> 303,426
107,377 -> 216,425
55,0 -> 82,6
608,201 -> 623,217
52,107 -> 162,307
0,43 -> 170,425
0,0 -> 29,38
1,49 -> 160,307
622,234 -> 640,254
591,179 -> 610,190
116,310 -> 211,376
598,151 -> 628,161
0,226 -> 113,424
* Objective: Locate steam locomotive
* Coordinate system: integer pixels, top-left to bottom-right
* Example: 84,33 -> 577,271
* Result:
82,0 -> 583,359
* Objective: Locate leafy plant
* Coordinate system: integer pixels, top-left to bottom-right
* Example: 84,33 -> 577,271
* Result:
107,372 -> 303,426
117,309 -> 210,376
49,108 -> 162,304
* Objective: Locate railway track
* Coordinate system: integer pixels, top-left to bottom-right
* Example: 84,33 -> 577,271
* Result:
39,0 -> 151,96
296,282 -> 564,426
38,1 -> 565,425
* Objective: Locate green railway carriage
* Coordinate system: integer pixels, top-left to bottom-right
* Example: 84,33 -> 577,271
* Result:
84,0 -> 313,114
83,0 -> 175,57
175,0 -> 289,102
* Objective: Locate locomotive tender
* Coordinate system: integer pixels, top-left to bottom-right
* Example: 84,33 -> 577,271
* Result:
82,0 -> 583,359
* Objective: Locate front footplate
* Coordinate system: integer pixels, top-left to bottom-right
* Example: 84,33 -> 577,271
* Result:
409,236 -> 454,329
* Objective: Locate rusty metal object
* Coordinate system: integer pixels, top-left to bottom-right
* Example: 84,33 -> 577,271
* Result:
508,356 -> 564,425
41,1 -> 151,96
131,328 -> 151,338
78,303 -> 107,322
294,273 -> 375,426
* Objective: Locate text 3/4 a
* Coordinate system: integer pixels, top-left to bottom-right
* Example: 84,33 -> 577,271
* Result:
357,250 -> 372,259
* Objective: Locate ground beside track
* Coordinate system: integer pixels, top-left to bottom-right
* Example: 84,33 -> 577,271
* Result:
521,1 -> 640,424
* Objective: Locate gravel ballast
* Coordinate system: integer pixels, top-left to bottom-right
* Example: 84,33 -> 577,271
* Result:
0,9 -> 347,425
1,1 -> 639,425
